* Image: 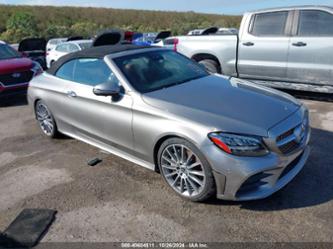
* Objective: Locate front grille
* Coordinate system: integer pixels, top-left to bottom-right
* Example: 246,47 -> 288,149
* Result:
279,140 -> 299,154
277,128 -> 294,142
276,121 -> 308,155
279,152 -> 303,179
0,70 -> 33,86
274,110 -> 310,155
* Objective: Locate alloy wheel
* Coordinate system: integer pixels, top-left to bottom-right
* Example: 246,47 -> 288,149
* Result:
36,102 -> 54,136
160,144 -> 206,197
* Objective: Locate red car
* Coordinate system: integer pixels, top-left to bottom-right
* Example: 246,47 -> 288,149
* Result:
0,41 -> 42,99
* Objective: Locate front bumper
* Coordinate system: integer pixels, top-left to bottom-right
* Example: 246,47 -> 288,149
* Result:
202,107 -> 311,201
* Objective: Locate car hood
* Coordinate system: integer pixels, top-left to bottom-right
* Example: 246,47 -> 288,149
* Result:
142,75 -> 301,136
0,58 -> 33,74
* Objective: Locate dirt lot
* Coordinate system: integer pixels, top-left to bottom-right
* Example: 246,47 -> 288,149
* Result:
0,94 -> 332,242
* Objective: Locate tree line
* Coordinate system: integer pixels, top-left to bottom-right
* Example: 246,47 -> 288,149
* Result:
0,5 -> 242,43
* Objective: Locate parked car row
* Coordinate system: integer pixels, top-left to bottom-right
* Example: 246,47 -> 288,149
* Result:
1,29 -> 172,100
2,5 -> 332,103
164,5 -> 333,94
33,30 -> 172,69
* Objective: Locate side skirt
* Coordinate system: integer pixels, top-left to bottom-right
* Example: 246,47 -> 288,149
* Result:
59,129 -> 156,171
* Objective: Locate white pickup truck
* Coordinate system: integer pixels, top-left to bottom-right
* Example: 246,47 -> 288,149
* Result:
166,5 -> 333,93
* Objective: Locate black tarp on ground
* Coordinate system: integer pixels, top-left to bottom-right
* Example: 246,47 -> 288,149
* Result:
0,209 -> 56,248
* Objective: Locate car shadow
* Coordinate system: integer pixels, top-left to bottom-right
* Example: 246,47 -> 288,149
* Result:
205,127 -> 333,211
0,95 -> 28,107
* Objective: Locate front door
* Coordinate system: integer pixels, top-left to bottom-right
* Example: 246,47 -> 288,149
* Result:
55,58 -> 134,153
238,10 -> 292,82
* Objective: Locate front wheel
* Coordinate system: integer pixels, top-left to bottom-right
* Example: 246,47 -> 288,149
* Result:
158,138 -> 215,202
35,100 -> 59,138
198,59 -> 221,74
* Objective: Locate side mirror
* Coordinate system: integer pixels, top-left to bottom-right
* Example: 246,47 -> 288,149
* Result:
93,82 -> 121,97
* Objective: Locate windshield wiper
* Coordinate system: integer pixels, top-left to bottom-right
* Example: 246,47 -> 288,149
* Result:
152,83 -> 178,91
155,75 -> 206,91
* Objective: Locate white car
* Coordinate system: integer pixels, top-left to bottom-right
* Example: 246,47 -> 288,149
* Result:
46,38 -> 68,52
46,40 -> 92,68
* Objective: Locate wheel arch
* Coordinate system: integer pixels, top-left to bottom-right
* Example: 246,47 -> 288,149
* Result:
191,53 -> 222,73
33,98 -> 42,119
154,133 -> 217,201
153,134 -> 181,172
152,132 -> 204,172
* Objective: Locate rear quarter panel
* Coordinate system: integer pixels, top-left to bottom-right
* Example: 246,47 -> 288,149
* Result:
28,73 -> 70,131
176,35 -> 238,76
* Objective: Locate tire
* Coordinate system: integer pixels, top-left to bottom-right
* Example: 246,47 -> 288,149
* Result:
158,137 -> 215,202
198,59 -> 220,74
35,100 -> 60,138
50,60 -> 55,67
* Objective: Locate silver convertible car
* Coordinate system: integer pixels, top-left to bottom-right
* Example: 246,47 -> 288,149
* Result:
28,45 -> 310,201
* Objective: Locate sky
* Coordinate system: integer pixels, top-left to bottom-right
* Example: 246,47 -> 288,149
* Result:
1,0 -> 333,15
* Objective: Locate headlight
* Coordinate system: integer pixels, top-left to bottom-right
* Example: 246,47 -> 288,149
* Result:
208,132 -> 269,156
31,61 -> 43,76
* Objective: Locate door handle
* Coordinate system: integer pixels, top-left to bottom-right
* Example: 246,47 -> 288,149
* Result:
66,91 -> 77,98
292,42 -> 307,47
243,42 -> 254,46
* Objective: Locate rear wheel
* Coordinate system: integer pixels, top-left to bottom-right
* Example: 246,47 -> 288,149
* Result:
158,138 -> 215,202
198,59 -> 220,74
35,100 -> 59,138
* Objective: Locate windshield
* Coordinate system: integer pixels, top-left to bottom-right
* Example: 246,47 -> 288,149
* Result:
113,50 -> 209,93
0,44 -> 21,60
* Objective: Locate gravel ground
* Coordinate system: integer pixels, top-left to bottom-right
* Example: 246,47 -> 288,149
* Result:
0,94 -> 332,242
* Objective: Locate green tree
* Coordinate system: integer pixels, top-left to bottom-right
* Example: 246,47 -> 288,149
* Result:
70,22 -> 99,37
1,12 -> 38,43
44,24 -> 71,39
7,12 -> 37,35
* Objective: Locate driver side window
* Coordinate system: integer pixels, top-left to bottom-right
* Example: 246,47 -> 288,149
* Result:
73,58 -> 120,87
55,58 -> 120,87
